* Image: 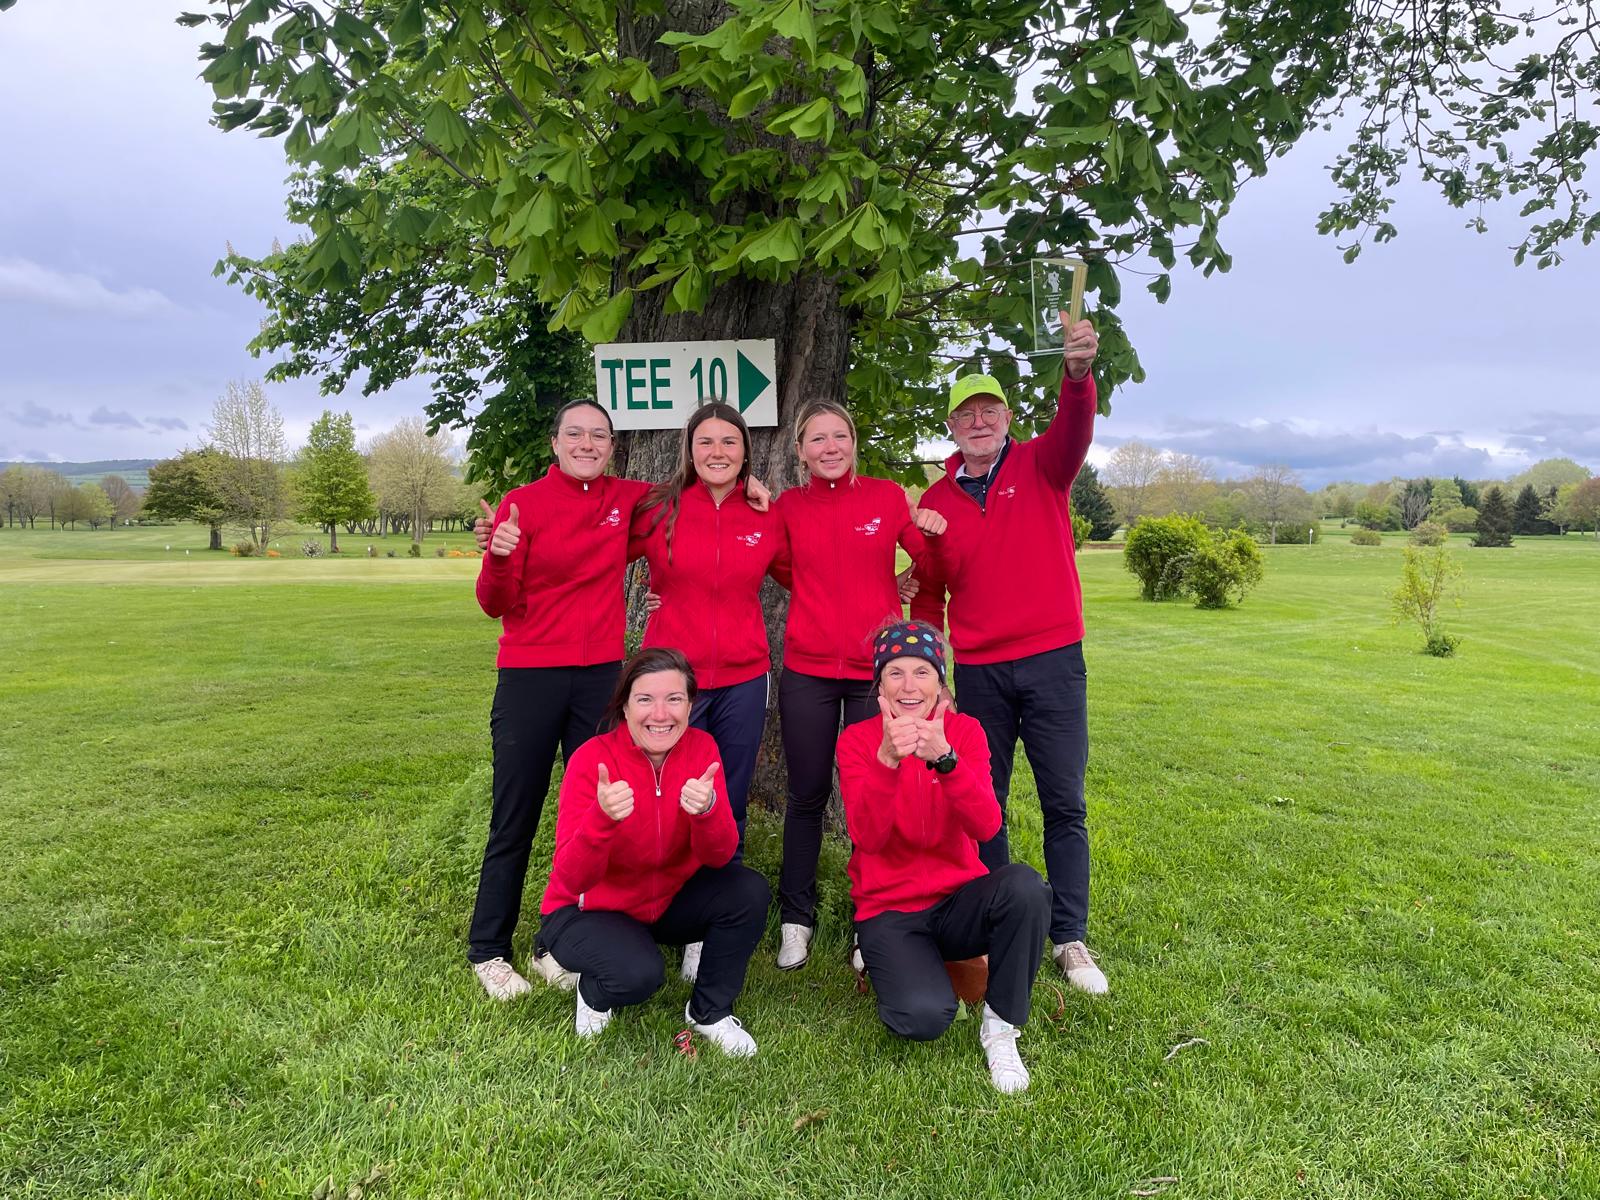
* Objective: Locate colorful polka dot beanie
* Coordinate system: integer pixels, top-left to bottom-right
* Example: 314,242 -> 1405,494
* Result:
872,620 -> 947,684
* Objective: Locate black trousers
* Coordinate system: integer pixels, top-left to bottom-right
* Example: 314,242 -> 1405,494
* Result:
777,669 -> 878,925
689,672 -> 769,850
953,642 -> 1090,944
467,663 -> 620,964
856,863 -> 1050,1037
541,864 -> 771,1023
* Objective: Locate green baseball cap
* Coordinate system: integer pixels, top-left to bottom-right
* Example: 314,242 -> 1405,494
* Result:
948,374 -> 1007,414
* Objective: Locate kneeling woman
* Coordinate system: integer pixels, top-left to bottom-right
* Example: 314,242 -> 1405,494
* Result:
836,621 -> 1051,1093
539,648 -> 770,1056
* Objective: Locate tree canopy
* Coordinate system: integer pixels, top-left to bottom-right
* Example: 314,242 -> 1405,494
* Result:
184,0 -> 1599,487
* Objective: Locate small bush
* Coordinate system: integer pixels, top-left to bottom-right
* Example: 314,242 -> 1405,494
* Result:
1071,513 -> 1091,550
265,548 -> 282,558
230,541 -> 257,557
1409,521 -> 1448,546
1177,529 -> 1265,609
302,541 -> 324,558
407,542 -> 423,558
386,550 -> 396,558
1436,505 -> 1478,532
1124,515 -> 1210,601
1425,632 -> 1460,657
1350,528 -> 1382,546
366,546 -> 377,557
448,549 -> 466,558
435,546 -> 448,557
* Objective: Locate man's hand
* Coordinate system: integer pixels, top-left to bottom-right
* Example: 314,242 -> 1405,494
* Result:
909,498 -> 947,536
895,566 -> 920,604
912,696 -> 952,763
597,763 -> 634,822
473,498 -> 495,553
1061,313 -> 1098,381
488,503 -> 521,557
877,695 -> 921,768
679,762 -> 720,816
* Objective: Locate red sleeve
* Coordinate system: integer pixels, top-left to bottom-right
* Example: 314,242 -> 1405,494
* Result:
837,725 -> 904,853
766,503 -> 794,592
908,552 -> 947,631
547,742 -> 624,898
895,489 -> 936,572
686,745 -> 740,867
934,715 -> 1000,842
475,492 -> 528,619
1032,371 -> 1098,492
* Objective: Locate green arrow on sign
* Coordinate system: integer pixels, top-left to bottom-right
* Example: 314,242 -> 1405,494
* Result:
736,350 -> 770,414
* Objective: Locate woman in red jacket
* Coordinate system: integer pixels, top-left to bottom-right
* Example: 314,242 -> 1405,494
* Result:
768,401 -> 945,971
630,403 -> 779,853
836,621 -> 1050,1094
539,647 -> 770,1055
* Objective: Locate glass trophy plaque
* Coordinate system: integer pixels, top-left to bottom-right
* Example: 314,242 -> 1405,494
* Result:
1030,257 -> 1087,355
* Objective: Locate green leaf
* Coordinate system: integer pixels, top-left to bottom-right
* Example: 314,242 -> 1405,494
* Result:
668,265 -> 707,313
581,290 -> 634,342
769,0 -> 817,59
728,77 -> 773,120
573,207 -> 619,256
391,0 -> 426,45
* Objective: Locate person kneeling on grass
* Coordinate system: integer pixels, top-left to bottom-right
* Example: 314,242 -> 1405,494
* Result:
836,621 -> 1050,1093
537,647 -> 770,1056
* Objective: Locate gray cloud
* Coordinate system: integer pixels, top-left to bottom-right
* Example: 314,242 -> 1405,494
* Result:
89,407 -> 145,429
10,401 -> 81,429
1501,411 -> 1600,461
145,415 -> 190,432
0,257 -> 178,319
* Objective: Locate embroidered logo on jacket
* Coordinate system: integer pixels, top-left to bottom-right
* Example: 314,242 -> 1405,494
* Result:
737,531 -> 763,547
993,486 -> 1016,501
854,517 -> 883,536
601,507 -> 622,527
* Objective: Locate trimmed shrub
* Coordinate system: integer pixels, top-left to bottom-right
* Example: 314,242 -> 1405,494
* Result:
1071,513 -> 1091,550
1350,528 -> 1382,546
1409,521 -> 1448,546
230,541 -> 257,557
386,550 -> 397,558
302,540 -> 325,558
407,542 -> 423,558
1425,632 -> 1460,657
1176,529 -> 1265,609
1123,515 -> 1209,600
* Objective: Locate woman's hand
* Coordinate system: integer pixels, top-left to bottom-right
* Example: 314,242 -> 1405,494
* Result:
642,590 -> 662,615
679,762 -> 720,816
488,503 -> 521,557
877,696 -> 920,768
596,763 -> 634,822
913,696 -> 952,763
895,566 -> 919,604
746,476 -> 772,512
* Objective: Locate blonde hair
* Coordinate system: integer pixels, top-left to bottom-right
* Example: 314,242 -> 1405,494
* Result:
794,399 -> 859,481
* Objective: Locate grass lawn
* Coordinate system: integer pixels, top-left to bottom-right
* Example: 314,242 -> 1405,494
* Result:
2,523 -> 1597,1198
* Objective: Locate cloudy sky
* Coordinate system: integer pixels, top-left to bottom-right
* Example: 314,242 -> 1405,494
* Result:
1,2 -> 1595,488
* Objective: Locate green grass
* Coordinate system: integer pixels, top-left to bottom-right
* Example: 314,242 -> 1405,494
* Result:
2,525 -> 1598,1198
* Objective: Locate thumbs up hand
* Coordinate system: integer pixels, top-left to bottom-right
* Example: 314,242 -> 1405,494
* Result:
679,761 -> 720,816
877,695 -> 921,768
913,695 -> 952,763
489,502 -> 521,557
909,497 -> 947,536
596,762 -> 634,822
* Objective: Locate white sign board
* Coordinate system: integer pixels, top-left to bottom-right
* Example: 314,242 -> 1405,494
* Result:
593,339 -> 778,429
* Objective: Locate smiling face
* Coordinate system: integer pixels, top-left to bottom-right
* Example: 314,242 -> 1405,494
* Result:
878,656 -> 943,720
692,417 -> 746,492
550,403 -> 614,482
623,669 -> 692,759
797,411 -> 855,481
947,395 -> 1011,462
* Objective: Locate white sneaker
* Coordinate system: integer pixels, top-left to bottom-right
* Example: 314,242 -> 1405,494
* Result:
685,1001 -> 757,1057
1054,940 -> 1109,995
849,938 -> 864,975
575,983 -> 612,1038
473,956 -> 532,1002
680,941 -> 703,982
776,923 -> 813,970
979,1005 -> 1030,1093
530,949 -> 578,991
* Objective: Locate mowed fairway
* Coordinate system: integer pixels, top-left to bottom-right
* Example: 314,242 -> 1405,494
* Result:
2,526 -> 1597,1199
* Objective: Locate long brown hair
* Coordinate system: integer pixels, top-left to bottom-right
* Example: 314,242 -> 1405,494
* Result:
794,399 -> 860,483
642,402 -> 752,562
600,647 -> 698,733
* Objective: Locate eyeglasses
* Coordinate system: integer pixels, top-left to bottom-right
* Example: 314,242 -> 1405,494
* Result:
559,427 -> 614,445
948,405 -> 1008,430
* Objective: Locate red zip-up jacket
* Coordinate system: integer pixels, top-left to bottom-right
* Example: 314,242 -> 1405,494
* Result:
772,473 -> 935,680
836,710 -> 999,921
909,373 -> 1097,664
540,725 -> 736,924
476,467 -> 652,668
629,480 -> 779,689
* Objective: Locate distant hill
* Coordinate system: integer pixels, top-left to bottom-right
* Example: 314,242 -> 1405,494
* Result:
0,459 -> 158,488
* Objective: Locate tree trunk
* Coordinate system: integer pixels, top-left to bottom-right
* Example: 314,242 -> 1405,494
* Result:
413,505 -> 425,544
329,522 -> 340,553
209,522 -> 223,551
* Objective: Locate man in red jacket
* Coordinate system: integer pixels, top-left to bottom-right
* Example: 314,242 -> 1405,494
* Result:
910,315 -> 1109,995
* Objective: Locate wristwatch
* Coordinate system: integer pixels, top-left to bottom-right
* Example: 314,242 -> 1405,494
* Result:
927,749 -> 958,775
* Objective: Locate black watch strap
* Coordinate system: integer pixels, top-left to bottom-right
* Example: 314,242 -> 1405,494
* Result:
928,750 -> 959,775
